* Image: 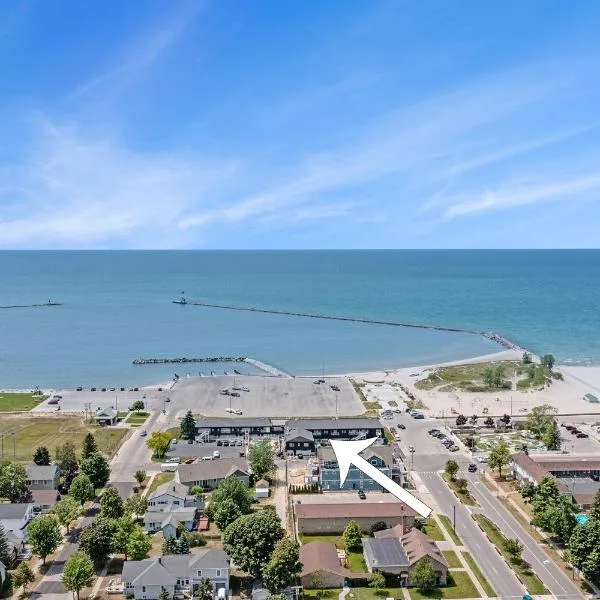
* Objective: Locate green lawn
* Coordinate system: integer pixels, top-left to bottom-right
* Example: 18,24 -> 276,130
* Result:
302,589 -> 341,600
126,411 -> 149,425
442,550 -> 462,569
346,588 -> 404,600
408,572 -> 480,599
347,550 -> 367,572
147,472 -> 174,494
473,514 -> 548,595
300,534 -> 344,547
461,552 -> 496,597
438,515 -> 461,545
363,401 -> 382,410
0,415 -> 129,461
422,518 -> 446,541
0,392 -> 47,411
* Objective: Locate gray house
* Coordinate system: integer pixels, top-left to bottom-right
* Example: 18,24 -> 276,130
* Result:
147,481 -> 199,512
176,458 -> 250,490
144,508 -> 197,538
0,503 -> 36,541
122,549 -> 230,599
26,463 -> 60,491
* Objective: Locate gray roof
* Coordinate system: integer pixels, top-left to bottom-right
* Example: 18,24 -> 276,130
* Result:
144,508 -> 197,528
176,458 -> 249,484
363,538 -> 409,569
197,418 -> 272,428
123,550 -> 229,585
95,407 -> 117,418
148,480 -> 189,501
284,428 -> 314,442
0,503 -> 32,519
286,418 -> 382,431
26,463 -> 59,481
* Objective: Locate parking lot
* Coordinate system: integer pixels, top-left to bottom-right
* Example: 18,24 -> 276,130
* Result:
166,439 -> 249,461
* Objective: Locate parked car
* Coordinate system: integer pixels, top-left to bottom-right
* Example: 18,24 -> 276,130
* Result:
449,445 -> 459,452
468,463 -> 477,472
213,450 -> 220,459
428,429 -> 440,435
577,432 -> 589,438
140,430 -> 147,437
202,456 -> 213,461
358,489 -> 366,500
398,423 -> 406,430
76,386 -> 83,391
241,386 -> 250,392
231,391 -> 241,397
571,429 -> 581,435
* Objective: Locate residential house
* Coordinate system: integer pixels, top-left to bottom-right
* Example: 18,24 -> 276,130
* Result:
195,418 -> 283,441
122,549 -> 230,600
0,503 -> 36,541
1,531 -> 26,568
255,479 -> 269,498
176,458 -> 250,490
317,446 -> 405,491
363,527 -> 448,587
144,508 -> 197,538
30,489 -> 60,514
295,502 -> 415,534
26,463 -> 60,491
95,407 -> 118,425
147,481 -> 200,512
284,428 -> 315,457
300,542 -> 367,588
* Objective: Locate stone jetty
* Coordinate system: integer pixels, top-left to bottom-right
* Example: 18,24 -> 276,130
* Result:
133,356 -> 246,365
0,301 -> 61,309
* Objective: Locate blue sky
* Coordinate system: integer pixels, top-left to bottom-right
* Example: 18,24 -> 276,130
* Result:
1,1 -> 600,249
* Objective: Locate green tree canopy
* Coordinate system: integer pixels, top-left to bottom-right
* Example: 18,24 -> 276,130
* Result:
248,439 -> 275,481
206,475 -> 252,519
12,561 -> 35,594
180,410 -> 197,440
213,497 -> 242,531
124,494 -> 148,519
128,526 -> 152,560
51,496 -> 83,532
132,400 -> 145,412
0,461 -> 28,502
33,446 -> 51,465
55,441 -> 78,478
569,520 -> 600,580
158,587 -> 171,600
175,533 -> 190,555
81,451 -> 110,489
100,486 -> 124,519
62,551 -> 95,600
455,414 -> 467,426
0,521 -> 12,570
81,433 -> 98,460
368,571 -> 386,590
502,538 -> 523,564
112,516 -> 136,559
223,509 -> 284,577
79,516 -> 116,565
194,578 -> 213,600
69,473 -> 95,505
134,470 -> 147,486
488,441 -> 511,477
526,404 -> 558,438
263,537 -> 302,593
541,354 -> 555,371
146,431 -> 172,459
444,460 -> 459,480
412,557 -> 437,593
28,514 -> 61,564
343,520 -> 363,552
162,535 -> 177,555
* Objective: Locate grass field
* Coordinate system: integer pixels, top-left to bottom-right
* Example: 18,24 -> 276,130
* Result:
299,533 -> 344,547
347,550 -> 367,572
462,552 -> 496,597
408,572 -> 480,599
442,550 -> 462,569
473,514 -> 548,595
0,392 -> 47,412
302,590 -> 341,600
147,472 -> 174,494
415,361 -> 520,392
0,415 -> 129,461
126,411 -> 149,425
423,518 -> 446,541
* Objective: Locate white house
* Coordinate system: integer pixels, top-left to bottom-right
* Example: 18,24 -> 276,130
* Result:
255,479 -> 269,498
147,481 -> 199,512
122,549 -> 230,599
0,504 -> 36,541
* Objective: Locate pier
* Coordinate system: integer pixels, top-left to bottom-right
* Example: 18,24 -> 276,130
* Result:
0,301 -> 62,309
244,358 -> 292,378
133,356 -> 246,365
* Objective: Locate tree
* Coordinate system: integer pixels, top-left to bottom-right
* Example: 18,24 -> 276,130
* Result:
162,535 -> 178,554
531,476 -> 561,515
69,473 -> 95,504
368,571 -> 386,590
522,352 -> 532,364
191,485 -> 203,498
0,521 -> 11,567
526,404 -> 558,438
81,433 -> 98,460
81,452 -> 110,489
569,520 -> 600,580
158,588 -> 171,600
455,478 -> 468,494
12,561 -> 35,594
194,578 -> 213,600
412,557 -> 437,593
444,460 -> 459,480
263,537 -> 302,593
33,446 -> 51,465
484,416 -> 495,428
79,516 -> 116,565
589,490 -> 600,522
369,521 -> 387,536
134,470 -> 147,487
124,494 -> 148,519
500,413 -> 511,425
455,414 -> 467,426
343,520 -> 363,552
541,419 -> 561,451
520,482 -> 536,501
175,533 -> 190,555
147,431 -> 172,459
469,414 -> 478,426
465,436 -> 476,450
488,441 -> 511,477
213,497 -> 242,530
180,410 -> 196,440
100,486 -> 124,519
502,538 -> 523,564
128,526 -> 152,560
112,516 -> 136,559
62,550 -> 95,600
55,441 -> 78,479
51,496 -> 83,532
248,439 -> 275,481
132,400 -> 145,412
0,461 -> 28,502
541,354 -> 555,371
28,514 -> 61,564
223,509 -> 284,577
546,497 -> 577,543
483,367 -> 495,388
206,475 -> 252,518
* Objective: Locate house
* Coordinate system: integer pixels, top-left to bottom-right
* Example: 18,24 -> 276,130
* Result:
95,407 -> 118,425
0,503 -> 36,541
31,489 -> 60,514
26,463 -> 60,490
363,527 -> 448,586
284,419 -> 383,456
295,501 -> 416,534
0,560 -> 5,587
300,541 -> 368,588
255,479 -> 269,498
195,418 -> 283,440
176,458 -> 250,490
284,429 -> 315,457
147,481 -> 200,512
122,549 -> 230,600
317,446 -> 405,491
144,508 -> 197,538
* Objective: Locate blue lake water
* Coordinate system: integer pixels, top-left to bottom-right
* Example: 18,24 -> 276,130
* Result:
0,250 -> 599,388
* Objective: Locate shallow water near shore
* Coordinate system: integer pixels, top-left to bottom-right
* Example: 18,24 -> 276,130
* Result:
1,250 -> 599,388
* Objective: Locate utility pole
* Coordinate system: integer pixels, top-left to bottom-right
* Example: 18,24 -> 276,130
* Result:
453,505 -> 456,533
1,435 -> 3,459
12,434 -> 15,459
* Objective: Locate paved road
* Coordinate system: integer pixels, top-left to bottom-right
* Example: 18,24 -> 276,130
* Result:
467,471 -> 584,599
422,472 -> 525,599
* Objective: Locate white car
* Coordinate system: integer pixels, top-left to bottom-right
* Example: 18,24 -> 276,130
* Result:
241,386 -> 250,392
225,408 -> 236,414
233,408 -> 243,415
202,456 -> 213,461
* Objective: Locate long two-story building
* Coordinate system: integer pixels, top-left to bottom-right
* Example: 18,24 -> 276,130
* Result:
194,418 -> 283,440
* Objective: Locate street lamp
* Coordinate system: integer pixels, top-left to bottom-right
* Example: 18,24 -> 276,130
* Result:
409,447 -> 415,470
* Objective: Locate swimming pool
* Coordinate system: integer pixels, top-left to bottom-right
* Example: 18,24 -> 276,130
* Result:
576,514 -> 589,525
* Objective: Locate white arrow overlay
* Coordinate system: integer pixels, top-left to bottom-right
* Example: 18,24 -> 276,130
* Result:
330,437 -> 432,518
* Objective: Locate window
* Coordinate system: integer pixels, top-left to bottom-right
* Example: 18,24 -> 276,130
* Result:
142,587 -> 146,592
216,569 -> 222,577
197,570 -> 202,577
